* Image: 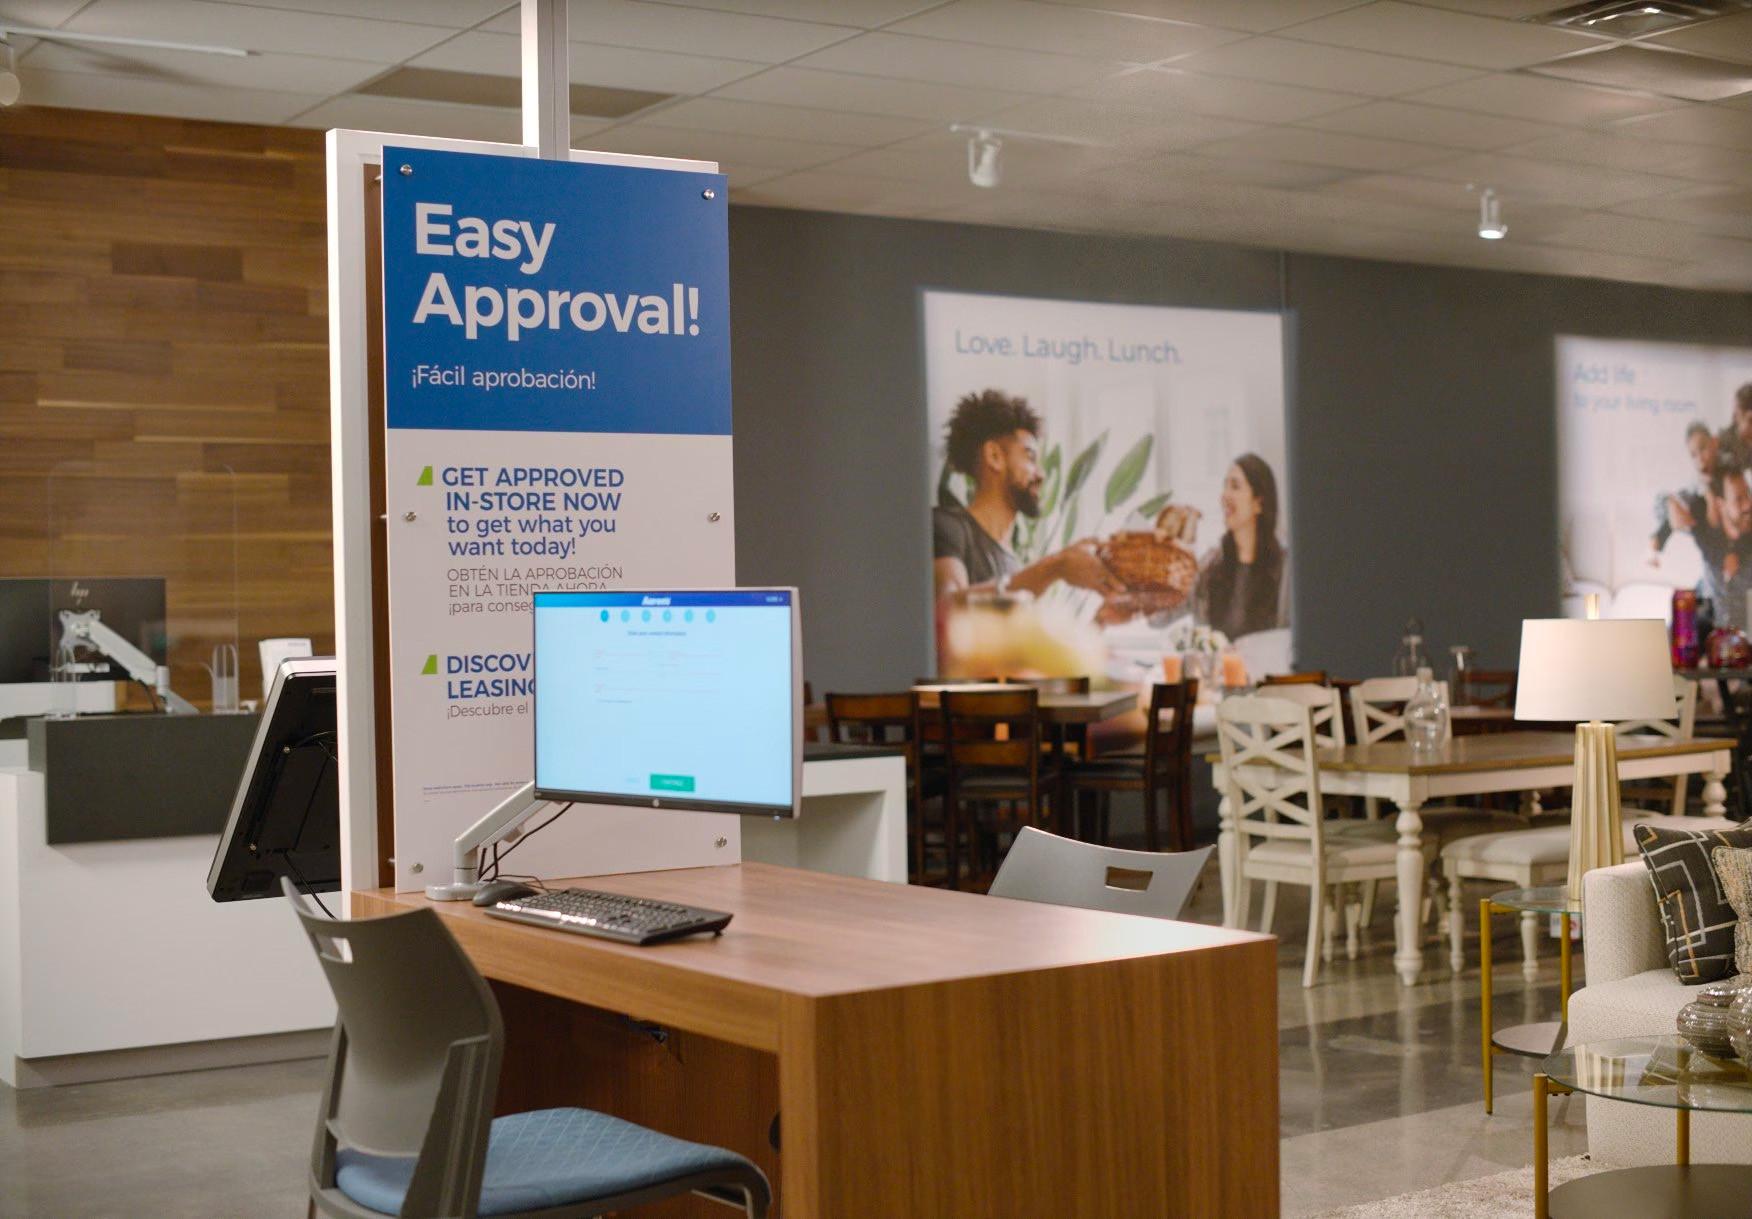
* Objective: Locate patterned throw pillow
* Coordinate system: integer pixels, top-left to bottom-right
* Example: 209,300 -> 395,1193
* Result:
1714,846 -> 1752,979
1633,822 -> 1752,984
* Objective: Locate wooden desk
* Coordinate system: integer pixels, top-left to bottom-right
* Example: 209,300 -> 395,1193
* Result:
354,862 -> 1279,1218
1210,732 -> 1734,988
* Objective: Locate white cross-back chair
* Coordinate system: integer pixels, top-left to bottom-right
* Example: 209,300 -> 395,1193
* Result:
1238,683 -> 1344,937
1218,695 -> 1434,988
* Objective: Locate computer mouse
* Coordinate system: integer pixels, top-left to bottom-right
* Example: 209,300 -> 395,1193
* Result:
472,879 -> 539,907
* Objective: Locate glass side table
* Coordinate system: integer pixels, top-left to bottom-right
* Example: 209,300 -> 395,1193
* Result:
1535,1035 -> 1752,1218
1481,886 -> 1579,1114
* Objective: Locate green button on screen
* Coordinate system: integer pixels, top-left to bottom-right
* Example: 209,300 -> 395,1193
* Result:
651,774 -> 695,793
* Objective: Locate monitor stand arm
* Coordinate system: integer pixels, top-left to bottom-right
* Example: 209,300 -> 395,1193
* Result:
424,781 -> 548,901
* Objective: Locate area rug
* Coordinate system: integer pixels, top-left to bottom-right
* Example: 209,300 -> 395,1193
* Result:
1303,1155 -> 1599,1218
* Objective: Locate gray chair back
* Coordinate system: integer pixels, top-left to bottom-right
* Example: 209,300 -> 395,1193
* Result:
283,878 -> 502,1218
988,826 -> 1212,919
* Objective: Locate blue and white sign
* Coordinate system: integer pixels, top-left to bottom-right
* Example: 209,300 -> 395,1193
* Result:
381,147 -> 738,890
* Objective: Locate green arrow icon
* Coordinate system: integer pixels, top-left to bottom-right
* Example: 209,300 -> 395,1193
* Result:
420,654 -> 437,675
416,465 -> 433,486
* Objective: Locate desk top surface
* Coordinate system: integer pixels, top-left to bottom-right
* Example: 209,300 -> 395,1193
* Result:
354,862 -> 1266,1002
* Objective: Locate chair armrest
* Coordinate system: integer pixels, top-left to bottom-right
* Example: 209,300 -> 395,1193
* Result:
1582,862 -> 1667,987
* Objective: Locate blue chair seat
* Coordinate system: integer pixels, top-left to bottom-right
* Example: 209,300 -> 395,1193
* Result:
335,1107 -> 757,1217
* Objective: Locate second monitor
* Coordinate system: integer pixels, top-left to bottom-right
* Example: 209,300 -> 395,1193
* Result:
532,588 -> 800,818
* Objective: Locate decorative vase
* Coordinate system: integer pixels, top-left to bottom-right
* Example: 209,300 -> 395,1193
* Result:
1679,997 -> 1739,1057
1727,987 -> 1752,1063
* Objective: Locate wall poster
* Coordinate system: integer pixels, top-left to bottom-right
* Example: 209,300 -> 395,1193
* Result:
1558,336 -> 1752,633
380,146 -> 734,890
923,290 -> 1291,689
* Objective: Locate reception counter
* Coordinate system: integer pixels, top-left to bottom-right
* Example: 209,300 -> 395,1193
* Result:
0,712 -> 333,1088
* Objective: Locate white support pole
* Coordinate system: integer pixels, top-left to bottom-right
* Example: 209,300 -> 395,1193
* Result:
521,0 -> 569,160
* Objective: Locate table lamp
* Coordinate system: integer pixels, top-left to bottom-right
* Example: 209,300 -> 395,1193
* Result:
1515,616 -> 1676,902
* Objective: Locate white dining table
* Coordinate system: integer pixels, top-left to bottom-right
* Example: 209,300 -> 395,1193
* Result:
1208,731 -> 1736,987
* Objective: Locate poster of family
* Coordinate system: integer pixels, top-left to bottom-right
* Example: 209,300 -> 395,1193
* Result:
1559,335 -> 1752,631
921,289 -> 1291,686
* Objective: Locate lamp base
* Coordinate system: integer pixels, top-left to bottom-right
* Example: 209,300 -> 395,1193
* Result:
1567,720 -> 1623,903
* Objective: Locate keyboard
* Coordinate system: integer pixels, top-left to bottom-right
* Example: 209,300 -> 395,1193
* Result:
483,887 -> 733,945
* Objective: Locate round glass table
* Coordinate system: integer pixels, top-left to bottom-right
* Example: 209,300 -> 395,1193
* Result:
1534,1035 -> 1752,1218
1480,886 -> 1580,1114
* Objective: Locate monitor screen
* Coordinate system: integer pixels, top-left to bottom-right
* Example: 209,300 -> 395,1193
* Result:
533,589 -> 800,817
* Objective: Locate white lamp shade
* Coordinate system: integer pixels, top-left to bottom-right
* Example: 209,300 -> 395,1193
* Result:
1515,618 -> 1674,723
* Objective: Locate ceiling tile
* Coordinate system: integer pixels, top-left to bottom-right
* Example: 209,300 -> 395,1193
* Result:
474,0 -> 859,62
714,65 -> 1033,121
1302,98 -> 1568,150
790,31 -> 1123,93
1318,170 -> 1488,209
818,127 -> 1134,191
581,122 -> 864,170
287,93 -> 525,143
1116,151 -> 1358,188
1168,35 -> 1484,96
1611,103 -> 1752,150
886,0 -> 1243,60
1644,10 -> 1752,67
1413,151 -> 1694,207
1072,66 -> 1368,122
1030,1 -> 1375,36
1408,71 -> 1687,125
1657,143 -> 1752,186
1501,128 -> 1713,174
1193,126 -> 1454,170
223,0 -> 511,24
62,0 -> 455,62
1408,0 -> 1567,16
640,95 -> 934,144
651,0 -> 940,23
1280,1 -> 1609,70
733,168 -> 961,215
976,95 -> 1260,147
1610,186 -> 1752,240
1537,211 -> 1752,262
1528,45 -> 1752,103
0,0 -> 103,22
20,41 -> 388,94
15,66 -> 326,124
410,32 -> 767,93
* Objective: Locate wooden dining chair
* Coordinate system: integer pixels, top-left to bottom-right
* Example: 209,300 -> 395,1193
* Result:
1218,695 -> 1433,987
1004,674 -> 1093,762
826,691 -> 939,884
1466,669 -> 1517,710
1064,679 -> 1197,851
940,687 -> 1057,891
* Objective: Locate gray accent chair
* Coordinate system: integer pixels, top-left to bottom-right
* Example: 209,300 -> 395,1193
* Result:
989,825 -> 1212,919
282,879 -> 771,1218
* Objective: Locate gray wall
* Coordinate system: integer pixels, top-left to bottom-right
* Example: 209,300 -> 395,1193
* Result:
728,205 -> 1752,689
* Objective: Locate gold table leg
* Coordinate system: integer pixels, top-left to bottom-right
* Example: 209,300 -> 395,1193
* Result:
1481,898 -> 1494,1114
1678,1106 -> 1690,1167
1559,912 -> 1572,1025
1534,1072 -> 1549,1219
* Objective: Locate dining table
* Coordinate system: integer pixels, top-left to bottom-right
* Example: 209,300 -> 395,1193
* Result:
804,684 -> 1140,733
1209,731 -> 1736,987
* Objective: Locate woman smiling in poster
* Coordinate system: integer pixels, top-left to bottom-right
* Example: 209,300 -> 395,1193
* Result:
1196,453 -> 1290,640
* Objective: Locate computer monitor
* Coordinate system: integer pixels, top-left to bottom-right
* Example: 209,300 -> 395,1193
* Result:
206,657 -> 340,902
0,577 -> 167,684
532,589 -> 801,818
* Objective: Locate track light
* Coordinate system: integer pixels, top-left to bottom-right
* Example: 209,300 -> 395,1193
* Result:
967,129 -> 1002,189
0,40 -> 19,108
1477,188 -> 1507,240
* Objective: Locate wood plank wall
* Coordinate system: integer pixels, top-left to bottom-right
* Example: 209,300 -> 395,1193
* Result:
0,106 -> 335,705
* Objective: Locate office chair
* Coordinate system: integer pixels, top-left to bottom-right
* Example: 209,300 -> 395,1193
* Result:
282,879 -> 771,1219
988,826 -> 1212,920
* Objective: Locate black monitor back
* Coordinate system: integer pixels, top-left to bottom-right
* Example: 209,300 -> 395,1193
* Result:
0,577 -> 167,683
207,658 -> 340,901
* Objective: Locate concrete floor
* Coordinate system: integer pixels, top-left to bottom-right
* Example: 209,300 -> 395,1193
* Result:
0,862 -> 1588,1218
